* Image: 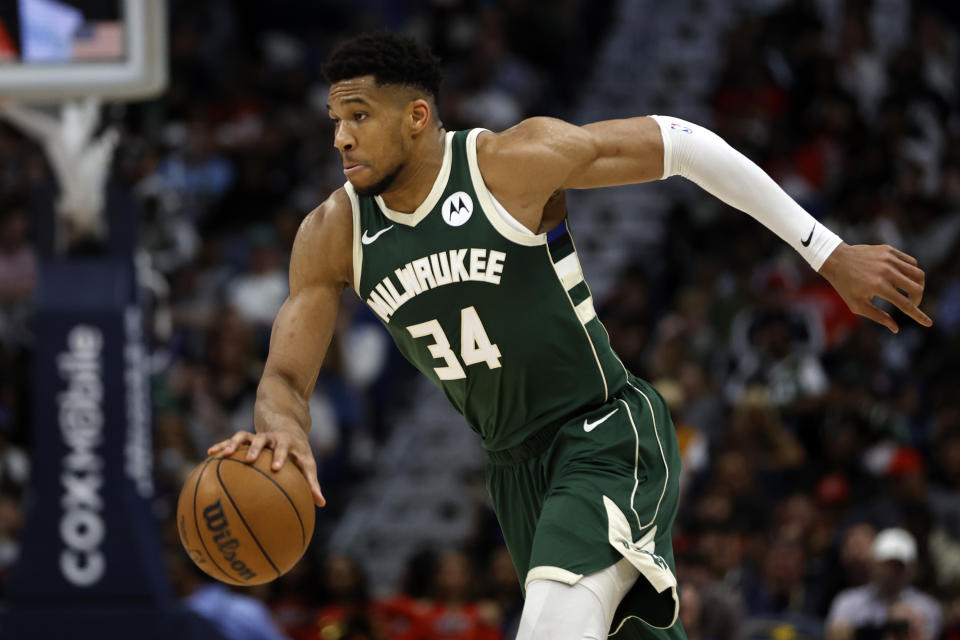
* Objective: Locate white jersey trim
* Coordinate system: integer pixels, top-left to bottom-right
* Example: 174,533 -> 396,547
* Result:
344,181 -> 363,292
374,131 -> 455,227
575,296 -> 597,324
604,499 -> 680,632
545,239 -> 608,401
525,566 -> 584,590
626,382 -> 669,531
554,252 -> 585,290
466,128 -> 547,246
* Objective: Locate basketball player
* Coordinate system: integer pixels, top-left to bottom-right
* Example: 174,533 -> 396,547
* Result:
209,33 -> 931,639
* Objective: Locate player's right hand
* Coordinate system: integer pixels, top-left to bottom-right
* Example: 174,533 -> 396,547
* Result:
208,428 -> 326,507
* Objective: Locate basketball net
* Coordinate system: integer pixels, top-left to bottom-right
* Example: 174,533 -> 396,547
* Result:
1,97 -> 118,251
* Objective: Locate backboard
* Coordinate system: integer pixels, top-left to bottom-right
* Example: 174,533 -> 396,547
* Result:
0,0 -> 167,102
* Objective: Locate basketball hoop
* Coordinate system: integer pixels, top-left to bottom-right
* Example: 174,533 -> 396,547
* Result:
0,0 -> 167,253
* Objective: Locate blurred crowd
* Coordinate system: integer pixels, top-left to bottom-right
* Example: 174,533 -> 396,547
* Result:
1,0 -> 960,639
614,1 -> 960,639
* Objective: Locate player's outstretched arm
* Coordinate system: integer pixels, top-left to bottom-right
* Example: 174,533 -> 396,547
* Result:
207,190 -> 355,506
480,116 -> 932,332
476,116 -> 666,232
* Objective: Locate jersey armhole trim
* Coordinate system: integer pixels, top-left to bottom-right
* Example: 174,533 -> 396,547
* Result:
344,181 -> 363,293
466,128 -> 547,247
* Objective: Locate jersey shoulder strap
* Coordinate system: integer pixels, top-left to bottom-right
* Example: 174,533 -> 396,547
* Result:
343,181 -> 364,291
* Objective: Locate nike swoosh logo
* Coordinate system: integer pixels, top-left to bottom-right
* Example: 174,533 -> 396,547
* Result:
361,225 -> 394,245
801,224 -> 815,247
584,408 -> 619,432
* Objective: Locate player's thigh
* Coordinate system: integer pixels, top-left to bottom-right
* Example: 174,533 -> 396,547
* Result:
529,378 -> 683,630
516,579 -> 610,640
530,380 -> 680,577
484,455 -> 547,590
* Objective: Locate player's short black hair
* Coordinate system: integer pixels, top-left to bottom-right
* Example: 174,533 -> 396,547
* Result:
322,32 -> 442,103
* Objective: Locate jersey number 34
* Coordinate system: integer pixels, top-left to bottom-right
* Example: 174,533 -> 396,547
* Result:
406,306 -> 501,380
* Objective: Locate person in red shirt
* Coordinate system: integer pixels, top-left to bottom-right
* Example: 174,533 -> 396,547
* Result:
406,551 -> 502,640
310,554 -> 377,640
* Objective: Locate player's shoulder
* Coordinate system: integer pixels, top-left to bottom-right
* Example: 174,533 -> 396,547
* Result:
474,117 -> 594,205
476,117 -> 595,175
291,187 -> 354,287
477,117 -> 578,153
299,187 -> 352,239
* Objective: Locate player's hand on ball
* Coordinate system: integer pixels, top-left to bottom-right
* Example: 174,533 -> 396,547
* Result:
208,427 -> 326,507
818,242 -> 932,334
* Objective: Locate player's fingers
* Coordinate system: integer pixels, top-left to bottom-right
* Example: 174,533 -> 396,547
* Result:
290,450 -> 326,507
888,246 -> 918,267
890,260 -> 926,305
886,268 -> 925,304
212,430 -> 253,456
272,436 -> 290,470
857,299 -> 899,333
207,439 -> 230,455
892,258 -> 925,286
879,281 -> 933,327
245,432 -> 270,462
887,256 -> 927,287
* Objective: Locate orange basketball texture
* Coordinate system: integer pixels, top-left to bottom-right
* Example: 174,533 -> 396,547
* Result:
177,445 -> 315,586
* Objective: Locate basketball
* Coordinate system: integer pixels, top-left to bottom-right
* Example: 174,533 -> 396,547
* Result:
176,445 -> 315,586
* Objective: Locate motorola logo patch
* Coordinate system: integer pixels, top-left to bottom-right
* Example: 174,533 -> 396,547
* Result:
441,191 -> 474,227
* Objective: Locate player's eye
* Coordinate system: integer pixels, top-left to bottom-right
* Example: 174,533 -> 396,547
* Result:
354,112 -> 367,121
329,116 -> 340,124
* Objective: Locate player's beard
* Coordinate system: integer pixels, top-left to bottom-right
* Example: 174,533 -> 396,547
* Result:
353,162 -> 404,197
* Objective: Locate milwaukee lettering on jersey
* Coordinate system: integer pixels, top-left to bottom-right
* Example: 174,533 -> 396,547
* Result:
202,500 -> 257,581
366,248 -> 506,322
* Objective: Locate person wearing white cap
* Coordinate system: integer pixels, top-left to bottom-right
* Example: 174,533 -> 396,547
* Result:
826,528 -> 942,640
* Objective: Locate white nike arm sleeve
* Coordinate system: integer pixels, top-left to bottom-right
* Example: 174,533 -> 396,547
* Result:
651,115 -> 843,272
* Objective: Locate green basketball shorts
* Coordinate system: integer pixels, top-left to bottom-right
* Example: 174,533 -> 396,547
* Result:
484,375 -> 686,639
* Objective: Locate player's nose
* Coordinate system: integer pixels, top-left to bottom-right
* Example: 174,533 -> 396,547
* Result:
333,124 -> 355,152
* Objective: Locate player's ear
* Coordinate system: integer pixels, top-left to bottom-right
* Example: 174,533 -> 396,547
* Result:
407,98 -> 432,136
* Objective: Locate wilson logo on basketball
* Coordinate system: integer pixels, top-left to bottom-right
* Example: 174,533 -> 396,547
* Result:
202,500 -> 257,581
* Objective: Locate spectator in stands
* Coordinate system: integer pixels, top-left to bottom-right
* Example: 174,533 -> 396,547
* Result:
226,226 -> 288,330
931,430 -> 960,540
887,600 -> 934,640
0,482 -> 22,597
409,551 -> 502,640
599,264 -> 654,376
310,554 -> 376,640
482,546 -> 523,640
940,588 -> 960,640
166,547 -> 290,640
678,580 -> 706,640
268,555 -> 322,640
726,386 -> 807,474
654,377 -> 709,498
188,307 -> 261,446
725,303 -> 829,413
813,522 -> 877,617
673,553 -> 743,640
741,528 -> 822,636
154,115 -> 235,217
373,549 -> 435,640
826,528 -> 942,640
0,203 -> 36,352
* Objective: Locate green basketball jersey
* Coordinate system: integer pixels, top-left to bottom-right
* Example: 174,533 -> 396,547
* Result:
347,129 -> 628,452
